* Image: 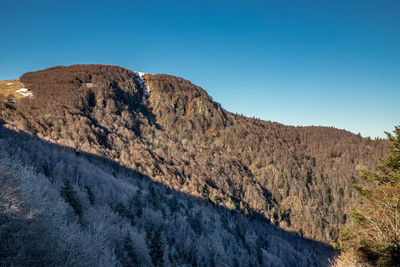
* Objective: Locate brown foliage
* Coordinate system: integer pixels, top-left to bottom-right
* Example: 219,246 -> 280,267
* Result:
0,64 -> 389,244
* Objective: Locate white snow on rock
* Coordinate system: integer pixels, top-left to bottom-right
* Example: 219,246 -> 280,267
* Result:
136,71 -> 146,78
144,85 -> 150,97
6,83 -> 12,86
16,88 -> 33,97
134,71 -> 146,84
134,71 -> 151,97
85,83 -> 94,88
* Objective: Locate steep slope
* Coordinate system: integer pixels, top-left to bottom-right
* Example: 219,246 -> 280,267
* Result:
0,125 -> 333,266
0,64 -> 388,244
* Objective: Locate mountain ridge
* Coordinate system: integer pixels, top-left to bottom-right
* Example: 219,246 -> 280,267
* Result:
0,64 -> 388,245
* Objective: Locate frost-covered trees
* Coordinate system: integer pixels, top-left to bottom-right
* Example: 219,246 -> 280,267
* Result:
0,124 -> 334,266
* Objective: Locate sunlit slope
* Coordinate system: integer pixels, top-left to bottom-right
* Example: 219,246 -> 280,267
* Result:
0,79 -> 33,101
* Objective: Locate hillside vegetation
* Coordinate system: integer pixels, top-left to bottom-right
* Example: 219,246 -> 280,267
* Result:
0,64 -> 388,246
1,124 -> 333,266
334,126 -> 400,267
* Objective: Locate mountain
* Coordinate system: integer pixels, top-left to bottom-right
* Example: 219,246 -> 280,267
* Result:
0,64 -> 387,266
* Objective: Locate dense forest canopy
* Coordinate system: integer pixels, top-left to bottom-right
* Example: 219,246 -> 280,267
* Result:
1,123 -> 334,266
0,65 -> 388,262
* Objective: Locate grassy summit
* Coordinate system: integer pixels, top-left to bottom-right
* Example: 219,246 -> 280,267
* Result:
0,79 -> 32,101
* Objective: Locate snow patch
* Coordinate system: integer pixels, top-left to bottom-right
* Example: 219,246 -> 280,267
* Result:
134,71 -> 146,84
144,85 -> 150,97
85,83 -> 94,88
134,71 -> 151,97
6,83 -> 12,86
16,88 -> 33,97
136,71 -> 146,79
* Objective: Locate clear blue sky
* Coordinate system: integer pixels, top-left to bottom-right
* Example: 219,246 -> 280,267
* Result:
1,0 -> 399,138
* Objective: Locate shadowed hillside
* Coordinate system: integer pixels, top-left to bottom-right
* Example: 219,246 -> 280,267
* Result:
0,64 -> 388,245
0,123 -> 333,266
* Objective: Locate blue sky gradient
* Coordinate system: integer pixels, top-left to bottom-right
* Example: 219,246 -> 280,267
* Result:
1,0 -> 399,137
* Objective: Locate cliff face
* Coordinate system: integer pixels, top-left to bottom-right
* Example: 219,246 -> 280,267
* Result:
0,64 -> 388,244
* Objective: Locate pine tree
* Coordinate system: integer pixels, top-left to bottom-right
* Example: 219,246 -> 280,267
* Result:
114,203 -> 135,226
85,185 -> 95,205
150,230 -> 165,266
131,190 -> 143,217
148,185 -> 161,209
123,233 -> 139,266
337,126 -> 400,266
60,180 -> 83,219
188,210 -> 203,235
167,195 -> 179,213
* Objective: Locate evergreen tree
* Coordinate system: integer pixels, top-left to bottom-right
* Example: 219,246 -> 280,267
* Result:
188,210 -> 203,235
60,180 -> 83,219
148,185 -> 161,209
114,203 -> 135,226
150,230 -> 165,266
131,190 -> 143,217
167,195 -> 179,213
337,126 -> 400,266
85,185 -> 95,205
123,233 -> 139,266
256,236 -> 268,264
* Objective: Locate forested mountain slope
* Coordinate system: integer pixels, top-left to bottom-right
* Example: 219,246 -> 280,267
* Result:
0,124 -> 332,266
0,64 -> 388,246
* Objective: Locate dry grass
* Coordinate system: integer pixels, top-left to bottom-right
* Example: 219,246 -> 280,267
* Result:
0,79 -> 32,100
329,253 -> 374,267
